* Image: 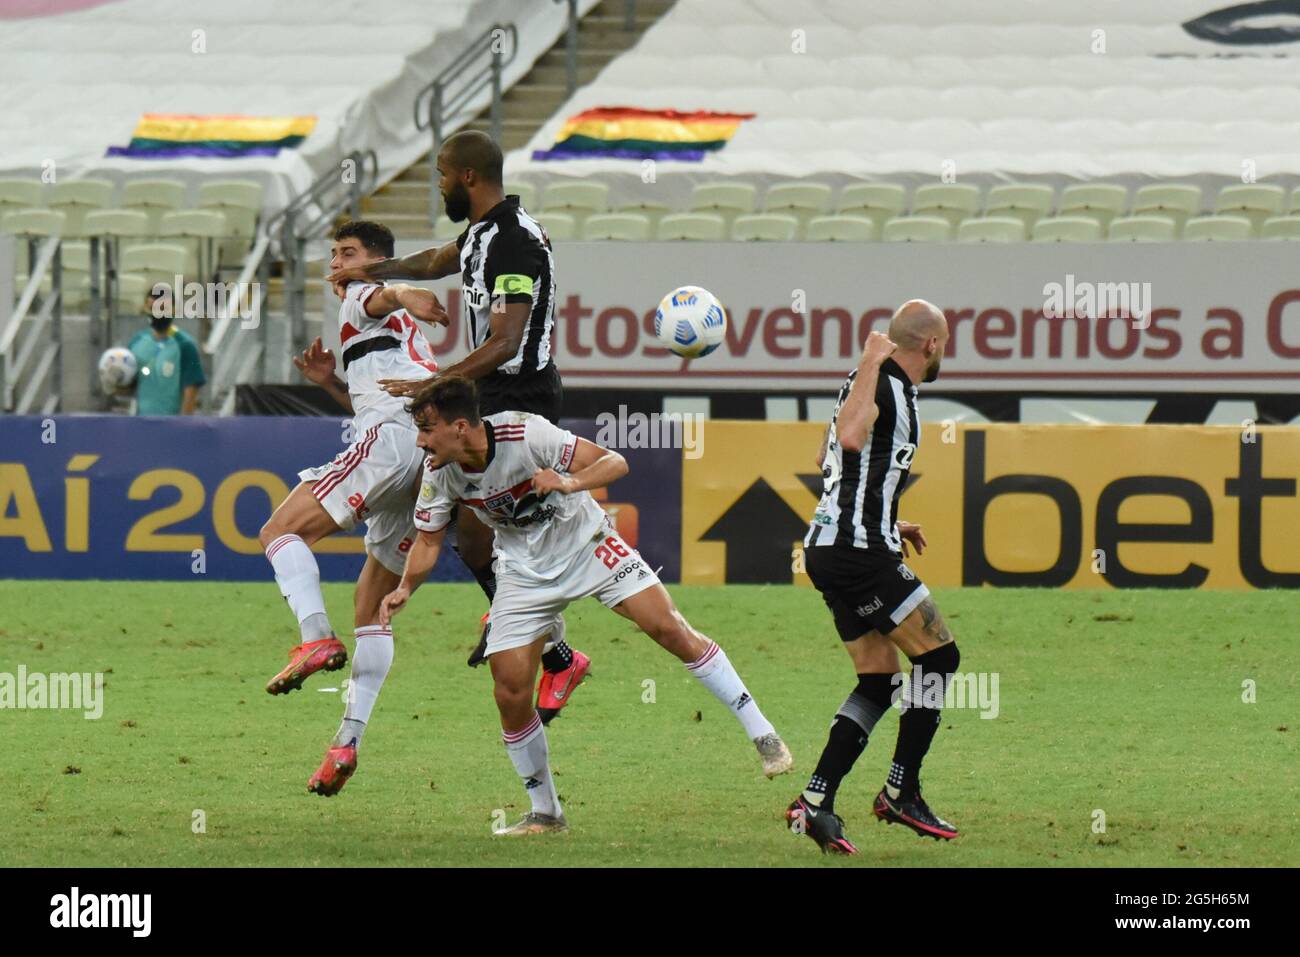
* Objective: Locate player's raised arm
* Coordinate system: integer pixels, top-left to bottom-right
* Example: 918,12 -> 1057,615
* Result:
837,331 -> 897,452
379,525 -> 446,625
327,240 -> 460,284
532,437 -> 628,496
362,282 -> 450,326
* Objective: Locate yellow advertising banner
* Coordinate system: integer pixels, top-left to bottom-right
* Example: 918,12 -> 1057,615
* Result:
682,423 -> 1300,589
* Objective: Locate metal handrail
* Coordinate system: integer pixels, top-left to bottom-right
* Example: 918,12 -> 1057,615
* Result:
413,22 -> 518,223
0,235 -> 62,412
264,149 -> 378,354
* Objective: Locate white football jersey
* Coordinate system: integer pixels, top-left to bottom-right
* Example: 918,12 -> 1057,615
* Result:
338,281 -> 439,430
413,412 -> 607,580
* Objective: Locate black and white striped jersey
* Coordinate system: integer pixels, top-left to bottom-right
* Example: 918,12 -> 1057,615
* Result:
805,358 -> 920,554
455,195 -> 555,375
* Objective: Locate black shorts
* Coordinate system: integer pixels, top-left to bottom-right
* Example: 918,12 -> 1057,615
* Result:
805,543 -> 931,640
478,363 -> 563,422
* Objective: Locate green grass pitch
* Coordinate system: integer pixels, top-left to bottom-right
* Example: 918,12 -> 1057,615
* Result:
1,581 -> 1295,867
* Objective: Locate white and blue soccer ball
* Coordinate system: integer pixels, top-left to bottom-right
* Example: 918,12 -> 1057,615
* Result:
98,346 -> 138,392
654,285 -> 727,359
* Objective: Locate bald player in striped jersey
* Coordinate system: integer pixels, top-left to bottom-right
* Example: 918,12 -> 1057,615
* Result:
788,300 -> 963,852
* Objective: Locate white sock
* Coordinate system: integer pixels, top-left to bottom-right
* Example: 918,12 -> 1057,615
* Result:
265,533 -> 331,641
502,712 -> 561,817
334,625 -> 394,748
685,640 -> 775,740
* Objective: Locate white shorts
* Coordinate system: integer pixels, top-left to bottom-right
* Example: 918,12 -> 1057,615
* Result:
298,419 -> 423,576
486,525 -> 660,657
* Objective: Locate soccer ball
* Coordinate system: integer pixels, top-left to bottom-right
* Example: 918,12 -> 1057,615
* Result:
654,285 -> 727,358
98,347 -> 138,392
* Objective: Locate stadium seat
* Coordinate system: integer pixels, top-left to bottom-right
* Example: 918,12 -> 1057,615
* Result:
837,183 -> 907,228
912,184 -> 981,228
120,243 -> 193,291
540,180 -> 609,223
1260,215 -> 1300,240
762,182 -> 832,226
1031,216 -> 1104,242
1107,215 -> 1178,242
1181,215 -> 1253,242
985,184 -> 1054,229
196,179 -> 262,211
956,216 -> 1026,243
60,240 -> 90,271
1214,184 -> 1285,234
1,207 -> 67,237
613,202 -> 673,229
731,213 -> 799,241
504,181 -> 538,210
657,212 -> 727,241
160,209 -> 228,277
83,209 -> 152,239
689,182 -> 757,222
538,212 -> 577,241
582,212 -> 652,241
122,179 -> 188,231
1058,184 -> 1128,227
1133,184 -> 1202,230
0,178 -> 44,206
48,179 -> 114,238
882,216 -> 952,242
1289,187 -> 1300,214
804,215 -> 878,242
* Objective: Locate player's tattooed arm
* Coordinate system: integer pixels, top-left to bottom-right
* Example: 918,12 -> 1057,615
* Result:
327,241 -> 460,283
437,299 -> 528,381
917,596 -> 954,645
837,332 -> 895,452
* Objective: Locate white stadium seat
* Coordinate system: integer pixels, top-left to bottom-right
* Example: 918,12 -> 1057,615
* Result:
836,183 -> 907,228
538,211 -> 577,241
956,216 -> 1026,243
882,216 -> 952,242
689,182 -> 758,221
985,184 -> 1054,229
1031,216 -> 1103,242
1214,184 -> 1285,234
803,215 -> 878,242
1260,215 -> 1300,241
762,182 -> 832,225
912,184 -> 981,228
1107,215 -> 1178,242
582,212 -> 652,241
1059,184 -> 1128,228
731,213 -> 799,241
1133,184 -> 1202,230
657,212 -> 727,241
1181,215 -> 1253,242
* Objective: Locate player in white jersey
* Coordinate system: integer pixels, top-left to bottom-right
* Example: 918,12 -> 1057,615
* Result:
378,376 -> 793,835
258,221 -> 450,796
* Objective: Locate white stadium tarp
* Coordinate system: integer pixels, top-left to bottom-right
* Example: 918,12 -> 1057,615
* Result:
508,0 -> 1300,206
0,0 -> 597,217
387,239 -> 1300,394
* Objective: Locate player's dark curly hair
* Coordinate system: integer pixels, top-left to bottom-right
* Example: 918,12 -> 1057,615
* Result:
407,375 -> 481,427
333,220 -> 395,258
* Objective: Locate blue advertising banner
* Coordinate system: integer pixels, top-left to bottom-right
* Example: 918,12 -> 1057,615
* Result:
0,416 -> 682,583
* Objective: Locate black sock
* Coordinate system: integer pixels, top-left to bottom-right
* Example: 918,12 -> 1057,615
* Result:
805,673 -> 895,813
541,636 -> 574,674
888,642 -> 960,798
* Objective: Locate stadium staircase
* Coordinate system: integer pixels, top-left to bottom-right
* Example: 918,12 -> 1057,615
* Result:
265,0 -> 675,323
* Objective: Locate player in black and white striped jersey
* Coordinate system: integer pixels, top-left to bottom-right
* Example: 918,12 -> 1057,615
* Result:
788,300 -> 965,852
325,130 -> 587,723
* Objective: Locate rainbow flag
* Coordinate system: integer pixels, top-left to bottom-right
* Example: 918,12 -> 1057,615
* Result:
532,107 -> 755,161
106,114 -> 317,159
